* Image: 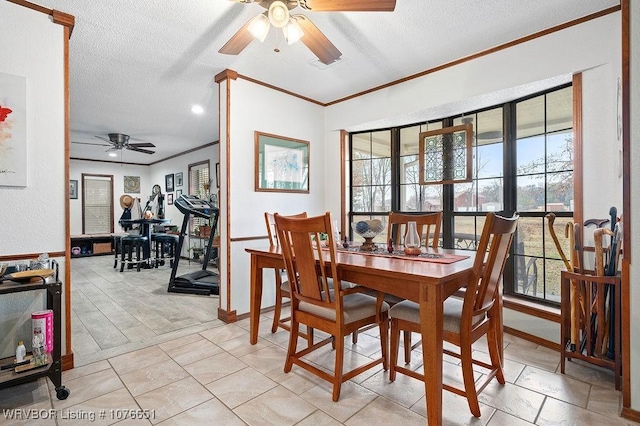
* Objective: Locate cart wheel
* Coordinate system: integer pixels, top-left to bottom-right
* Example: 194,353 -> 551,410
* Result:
55,386 -> 70,400
159,260 -> 165,267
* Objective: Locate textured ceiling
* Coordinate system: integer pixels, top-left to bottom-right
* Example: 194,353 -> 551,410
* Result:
34,0 -> 619,164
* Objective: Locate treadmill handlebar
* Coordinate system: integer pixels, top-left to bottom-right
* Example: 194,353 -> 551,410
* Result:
174,195 -> 219,219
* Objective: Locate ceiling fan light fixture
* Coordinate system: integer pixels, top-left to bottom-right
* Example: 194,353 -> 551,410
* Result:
268,1 -> 289,28
283,18 -> 303,45
248,13 -> 270,42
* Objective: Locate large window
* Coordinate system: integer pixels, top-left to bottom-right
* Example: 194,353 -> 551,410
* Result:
82,174 -> 114,234
348,85 -> 573,304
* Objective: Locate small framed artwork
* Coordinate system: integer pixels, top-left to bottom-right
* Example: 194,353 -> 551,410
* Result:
165,173 -> 174,192
69,180 -> 78,199
176,189 -> 182,199
123,175 -> 140,193
175,172 -> 183,187
215,163 -> 220,188
167,193 -> 174,205
255,131 -> 309,193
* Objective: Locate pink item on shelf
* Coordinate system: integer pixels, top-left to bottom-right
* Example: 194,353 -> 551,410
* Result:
32,310 -> 53,353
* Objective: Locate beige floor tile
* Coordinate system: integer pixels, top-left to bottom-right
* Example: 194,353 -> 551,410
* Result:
477,381 -> 545,423
161,339 -> 223,366
514,365 -> 590,407
199,324 -> 248,344
485,410 -> 534,425
108,346 -> 171,376
559,357 -> 618,390
503,343 -> 559,373
587,385 -> 623,422
296,410 -> 343,426
345,396 -> 426,425
238,344 -> 289,374
183,351 -> 247,385
300,381 -> 377,423
155,399 -> 245,426
57,388 -> 138,426
265,368 -> 322,395
134,377 -> 213,425
62,360 -> 112,382
217,333 -> 273,357
205,367 -> 277,409
470,349 -> 526,384
157,334 -> 204,352
233,386 -> 316,426
359,369 -> 424,408
410,391 -> 494,425
111,418 -> 152,426
537,396 -> 631,426
0,378 -> 51,410
52,368 -> 124,410
119,359 -> 189,397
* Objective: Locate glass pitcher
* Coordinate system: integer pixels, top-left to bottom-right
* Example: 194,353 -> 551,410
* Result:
404,221 -> 422,255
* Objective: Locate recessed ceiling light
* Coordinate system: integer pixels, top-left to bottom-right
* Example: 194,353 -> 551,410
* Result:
191,105 -> 204,115
109,152 -> 117,157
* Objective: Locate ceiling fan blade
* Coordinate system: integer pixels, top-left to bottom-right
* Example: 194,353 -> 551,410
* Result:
128,142 -> 156,148
72,141 -> 111,147
298,0 -> 396,12
127,146 -> 155,155
95,135 -> 114,143
219,17 -> 257,55
294,15 -> 341,65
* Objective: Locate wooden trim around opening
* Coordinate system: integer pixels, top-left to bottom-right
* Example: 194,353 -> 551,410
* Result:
572,73 -> 584,229
63,22 -> 73,367
61,353 -> 74,371
340,130 -> 347,237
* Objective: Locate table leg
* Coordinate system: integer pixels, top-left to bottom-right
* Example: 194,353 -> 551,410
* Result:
421,284 -> 443,425
250,253 -> 263,345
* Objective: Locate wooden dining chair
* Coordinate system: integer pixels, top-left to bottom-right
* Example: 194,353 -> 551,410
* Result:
388,212 -> 518,418
275,212 -> 389,401
387,211 -> 442,249
351,211 -> 442,344
264,212 -> 313,344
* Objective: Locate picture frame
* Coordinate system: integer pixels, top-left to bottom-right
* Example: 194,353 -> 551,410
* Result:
167,193 -> 174,205
165,173 -> 174,192
215,163 -> 220,189
255,131 -> 309,193
123,175 -> 140,193
176,189 -> 182,199
175,172 -> 183,187
69,180 -> 78,199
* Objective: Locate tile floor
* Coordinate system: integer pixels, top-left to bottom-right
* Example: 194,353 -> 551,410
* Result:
1,256 -> 637,425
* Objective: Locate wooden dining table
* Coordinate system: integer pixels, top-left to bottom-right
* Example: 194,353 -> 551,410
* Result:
245,244 -> 484,425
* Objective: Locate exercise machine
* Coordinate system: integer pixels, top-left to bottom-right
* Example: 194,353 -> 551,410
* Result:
168,194 -> 219,295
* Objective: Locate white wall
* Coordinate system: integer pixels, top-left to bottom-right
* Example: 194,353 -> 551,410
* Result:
69,160 -> 149,235
221,78 -> 325,315
629,0 -> 640,413
323,12 -> 622,345
149,144 -> 219,258
0,2 -> 66,357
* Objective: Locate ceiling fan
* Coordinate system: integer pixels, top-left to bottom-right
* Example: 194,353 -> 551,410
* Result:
219,0 -> 396,65
72,133 -> 156,155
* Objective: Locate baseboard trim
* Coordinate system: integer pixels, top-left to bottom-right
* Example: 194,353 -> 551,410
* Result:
504,326 -> 560,351
621,407 -> 640,422
217,308 -> 237,323
61,352 -> 74,371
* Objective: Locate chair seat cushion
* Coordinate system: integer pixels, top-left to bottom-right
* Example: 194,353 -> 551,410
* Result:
389,297 -> 484,333
300,291 -> 389,324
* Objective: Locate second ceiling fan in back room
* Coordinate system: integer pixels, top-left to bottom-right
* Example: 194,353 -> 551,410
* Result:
219,0 -> 396,65
72,133 -> 156,155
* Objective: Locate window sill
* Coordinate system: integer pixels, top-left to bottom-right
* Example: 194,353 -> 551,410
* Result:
503,295 -> 560,323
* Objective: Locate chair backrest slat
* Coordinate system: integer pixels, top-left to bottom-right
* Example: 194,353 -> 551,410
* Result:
465,213 -> 519,317
265,212 -> 307,248
386,212 -> 442,249
276,213 -> 338,308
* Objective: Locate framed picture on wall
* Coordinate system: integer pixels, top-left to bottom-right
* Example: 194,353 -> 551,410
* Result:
255,131 -> 309,193
175,172 -> 183,187
176,189 -> 182,199
165,174 -> 174,192
167,193 -> 174,205
69,180 -> 78,199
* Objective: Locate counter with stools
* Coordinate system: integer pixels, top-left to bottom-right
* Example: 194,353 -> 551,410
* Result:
151,233 -> 179,268
119,234 -> 149,272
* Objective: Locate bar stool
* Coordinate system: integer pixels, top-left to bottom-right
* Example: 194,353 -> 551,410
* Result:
151,233 -> 179,268
119,235 -> 149,272
112,233 -> 129,269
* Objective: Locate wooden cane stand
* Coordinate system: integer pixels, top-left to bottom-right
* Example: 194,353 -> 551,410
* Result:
560,269 -> 621,390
